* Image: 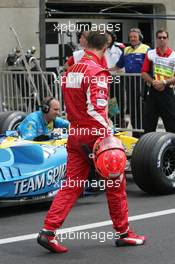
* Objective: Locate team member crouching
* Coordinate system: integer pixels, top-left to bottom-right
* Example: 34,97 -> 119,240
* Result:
17,97 -> 69,140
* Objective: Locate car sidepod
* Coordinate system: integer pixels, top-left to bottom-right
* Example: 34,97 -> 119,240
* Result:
0,143 -> 67,200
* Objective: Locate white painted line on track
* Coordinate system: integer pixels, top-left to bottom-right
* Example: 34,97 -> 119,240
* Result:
1,208 -> 175,245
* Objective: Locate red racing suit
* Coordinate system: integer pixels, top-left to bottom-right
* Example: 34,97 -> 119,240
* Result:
44,50 -> 129,235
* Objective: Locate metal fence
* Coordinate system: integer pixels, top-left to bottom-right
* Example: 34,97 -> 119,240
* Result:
0,71 -> 146,133
0,71 -> 60,113
110,73 -> 145,136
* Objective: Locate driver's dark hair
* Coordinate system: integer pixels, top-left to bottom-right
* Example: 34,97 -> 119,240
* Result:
87,31 -> 108,50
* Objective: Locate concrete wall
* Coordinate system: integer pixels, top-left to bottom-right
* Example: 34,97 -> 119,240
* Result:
0,0 -> 39,71
0,0 -> 175,71
153,4 -> 175,50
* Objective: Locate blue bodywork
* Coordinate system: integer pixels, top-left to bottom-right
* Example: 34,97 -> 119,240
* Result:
0,136 -> 67,201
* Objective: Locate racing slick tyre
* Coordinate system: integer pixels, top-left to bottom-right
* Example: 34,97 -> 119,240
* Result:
131,132 -> 175,195
0,111 -> 26,133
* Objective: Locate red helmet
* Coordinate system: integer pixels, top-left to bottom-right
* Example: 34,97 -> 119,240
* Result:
93,136 -> 126,179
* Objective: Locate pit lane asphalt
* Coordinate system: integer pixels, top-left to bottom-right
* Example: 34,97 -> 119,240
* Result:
1,176 -> 175,264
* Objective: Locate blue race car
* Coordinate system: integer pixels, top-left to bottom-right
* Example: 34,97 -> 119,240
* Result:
1,111 -> 175,204
0,134 -> 67,206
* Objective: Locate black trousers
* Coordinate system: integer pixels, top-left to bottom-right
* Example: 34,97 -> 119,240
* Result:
143,87 -> 175,133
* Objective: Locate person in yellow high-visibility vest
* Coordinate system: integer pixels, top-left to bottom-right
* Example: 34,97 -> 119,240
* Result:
142,29 -> 175,133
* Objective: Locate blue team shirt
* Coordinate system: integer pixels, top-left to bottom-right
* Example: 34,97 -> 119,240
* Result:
116,43 -> 150,73
17,111 -> 69,140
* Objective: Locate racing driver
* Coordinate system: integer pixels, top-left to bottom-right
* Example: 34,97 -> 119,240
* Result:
37,31 -> 146,253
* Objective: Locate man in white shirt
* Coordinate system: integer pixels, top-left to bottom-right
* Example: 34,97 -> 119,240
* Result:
105,30 -> 125,69
105,31 -> 125,128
